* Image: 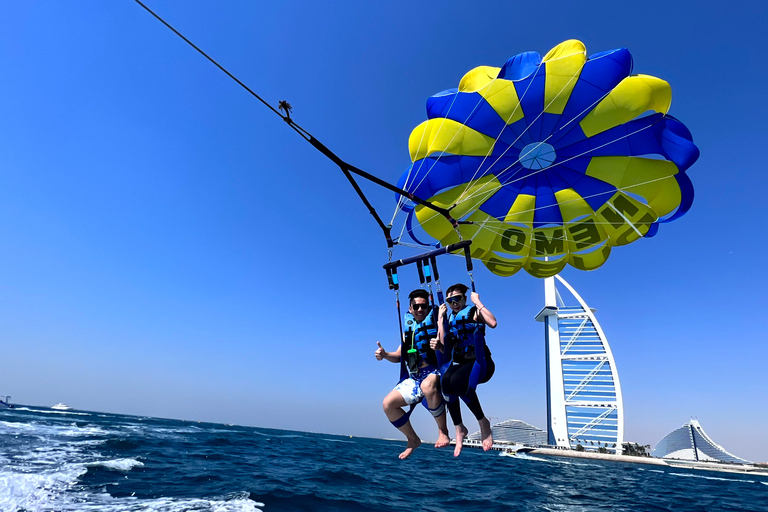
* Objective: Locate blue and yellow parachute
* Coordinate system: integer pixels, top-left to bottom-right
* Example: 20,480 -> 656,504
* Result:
395,40 -> 699,278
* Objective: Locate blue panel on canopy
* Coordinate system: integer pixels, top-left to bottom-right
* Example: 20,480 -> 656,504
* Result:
549,124 -> 588,151
560,48 -> 633,122
554,138 -> 592,159
498,51 -> 542,80
559,164 -> 617,212
659,117 -> 700,172
481,181 -> 525,219
496,117 -> 531,149
425,89 -> 458,119
429,92 -> 508,139
515,73 -> 547,140
533,175 -> 563,227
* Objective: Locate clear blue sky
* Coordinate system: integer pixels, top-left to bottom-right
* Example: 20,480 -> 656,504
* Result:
1,1 -> 766,461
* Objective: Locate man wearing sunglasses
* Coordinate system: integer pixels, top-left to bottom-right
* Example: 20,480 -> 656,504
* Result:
375,289 -> 450,459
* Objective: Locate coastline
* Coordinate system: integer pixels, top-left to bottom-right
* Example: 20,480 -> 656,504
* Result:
457,440 -> 768,476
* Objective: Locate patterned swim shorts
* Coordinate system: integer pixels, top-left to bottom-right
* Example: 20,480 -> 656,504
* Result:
394,366 -> 440,405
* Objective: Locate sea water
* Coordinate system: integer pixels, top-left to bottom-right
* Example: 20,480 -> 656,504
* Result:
1,406 -> 766,511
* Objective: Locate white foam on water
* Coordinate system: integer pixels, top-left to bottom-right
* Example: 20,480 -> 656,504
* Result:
11,407 -> 92,416
1,409 -> 271,511
0,463 -> 88,511
86,458 -> 144,472
69,493 -> 265,512
2,420 -> 116,440
317,437 -> 355,444
513,453 -> 572,464
668,472 -> 755,484
1,473 -> 264,512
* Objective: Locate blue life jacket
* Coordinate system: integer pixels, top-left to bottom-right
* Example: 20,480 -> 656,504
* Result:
447,305 -> 486,363
400,307 -> 439,381
440,304 -> 491,400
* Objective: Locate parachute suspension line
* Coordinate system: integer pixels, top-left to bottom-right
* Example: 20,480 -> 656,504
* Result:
390,68 -> 509,230
394,90 -> 464,214
454,61 -> 595,208
459,77 -> 587,202
452,171 -> 680,254
451,56 -> 673,214
391,104 -> 433,224
403,60 -> 547,235
385,257 -> 405,342
442,51 -> 607,212
134,0 -> 463,250
445,68 -> 667,216
409,92 -> 485,199
459,241 -> 477,293
402,87 -> 670,255
455,59 -> 546,202
430,255 -> 445,305
452,115 -> 667,217
392,50 -> 578,244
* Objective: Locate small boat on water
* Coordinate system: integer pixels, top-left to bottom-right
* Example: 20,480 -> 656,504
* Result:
0,395 -> 12,409
51,403 -> 72,411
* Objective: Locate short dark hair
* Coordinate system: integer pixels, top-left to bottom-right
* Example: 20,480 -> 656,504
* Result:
408,289 -> 429,303
446,283 -> 468,296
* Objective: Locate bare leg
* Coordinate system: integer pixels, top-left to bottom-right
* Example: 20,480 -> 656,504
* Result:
434,413 -> 450,448
479,416 -> 493,451
421,374 -> 450,448
453,423 -> 469,457
383,389 -> 421,459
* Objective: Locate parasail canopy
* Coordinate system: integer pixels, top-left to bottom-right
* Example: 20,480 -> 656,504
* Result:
395,40 -> 699,278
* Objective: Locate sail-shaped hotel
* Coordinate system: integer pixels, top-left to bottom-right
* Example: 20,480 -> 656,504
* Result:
535,275 -> 624,454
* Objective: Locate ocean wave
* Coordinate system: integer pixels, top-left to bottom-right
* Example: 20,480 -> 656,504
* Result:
86,458 -> 144,472
10,407 -> 92,416
0,464 -> 88,511
668,472 -> 756,484
0,419 -> 116,438
1,479 -> 263,512
513,453 -> 572,464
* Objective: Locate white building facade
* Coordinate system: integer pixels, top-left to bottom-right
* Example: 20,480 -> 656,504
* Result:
535,275 -> 624,454
652,419 -> 751,463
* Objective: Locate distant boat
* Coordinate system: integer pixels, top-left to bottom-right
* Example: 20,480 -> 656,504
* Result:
0,395 -> 12,409
51,403 -> 72,411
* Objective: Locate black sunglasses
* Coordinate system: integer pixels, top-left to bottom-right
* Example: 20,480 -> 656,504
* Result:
411,303 -> 430,311
446,295 -> 464,304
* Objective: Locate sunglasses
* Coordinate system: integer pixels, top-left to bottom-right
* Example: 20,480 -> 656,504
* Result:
446,295 -> 464,304
411,303 -> 430,311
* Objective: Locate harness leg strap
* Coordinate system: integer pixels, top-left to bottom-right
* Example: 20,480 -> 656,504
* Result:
390,404 -> 416,429
426,402 -> 445,418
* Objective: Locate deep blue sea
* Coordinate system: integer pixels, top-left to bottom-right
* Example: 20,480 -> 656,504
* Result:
1,405 -> 766,511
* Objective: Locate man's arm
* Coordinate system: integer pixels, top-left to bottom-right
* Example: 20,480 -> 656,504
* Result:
375,341 -> 401,363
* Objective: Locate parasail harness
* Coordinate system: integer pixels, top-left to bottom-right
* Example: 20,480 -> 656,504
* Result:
381,240 -> 481,424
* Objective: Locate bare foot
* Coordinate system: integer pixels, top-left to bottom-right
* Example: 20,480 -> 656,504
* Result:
453,424 -> 469,457
479,417 -> 493,451
435,429 -> 450,448
399,437 -> 421,459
